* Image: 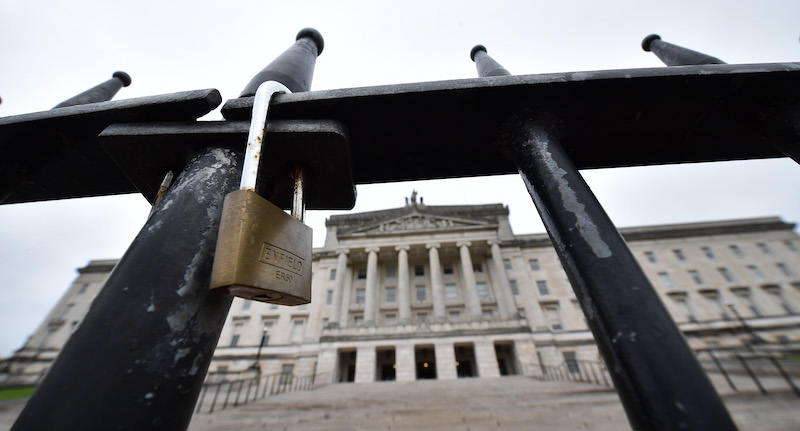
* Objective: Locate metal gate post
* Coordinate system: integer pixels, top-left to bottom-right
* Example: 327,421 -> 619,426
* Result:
473,45 -> 737,430
11,148 -> 240,430
507,118 -> 737,430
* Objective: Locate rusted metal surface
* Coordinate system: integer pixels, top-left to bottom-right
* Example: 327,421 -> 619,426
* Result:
291,162 -> 306,222
239,81 -> 291,192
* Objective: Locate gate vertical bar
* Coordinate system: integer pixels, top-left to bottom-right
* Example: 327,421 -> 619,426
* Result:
11,148 -> 239,430
473,46 -> 737,431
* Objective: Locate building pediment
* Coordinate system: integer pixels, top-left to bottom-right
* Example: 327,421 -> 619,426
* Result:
351,213 -> 490,236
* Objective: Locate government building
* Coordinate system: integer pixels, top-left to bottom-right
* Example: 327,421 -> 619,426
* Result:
4,194 -> 800,385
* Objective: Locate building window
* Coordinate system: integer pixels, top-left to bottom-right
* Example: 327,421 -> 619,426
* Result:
230,322 -> 243,347
241,299 -> 252,311
503,259 -> 512,271
330,269 -> 337,281
384,313 -> 397,325
747,265 -> 765,282
415,285 -> 427,301
785,241 -> 798,253
386,265 -> 396,278
270,304 -> 279,310
510,280 -> 519,295
473,263 -> 483,273
386,287 -> 396,303
448,310 -> 461,321
644,251 -> 657,263
758,243 -> 773,255
701,247 -> 716,259
355,289 -> 366,304
476,282 -> 489,298
701,291 -> 732,320
763,286 -> 795,315
61,303 -> 75,319
778,263 -> 795,278
730,245 -> 745,258
414,265 -> 425,277
657,272 -> 675,290
718,267 -> 736,283
290,320 -> 304,344
563,352 -> 580,373
537,280 -> 550,296
688,270 -> 704,285
261,321 -> 273,345
529,259 -> 540,271
445,284 -> 458,300
76,283 -> 89,295
357,268 -> 367,279
731,288 -> 763,318
353,315 -> 364,326
672,296 -> 698,323
482,308 -> 493,319
543,306 -> 563,331
326,290 -> 333,305
673,249 -> 687,261
280,364 -> 294,385
443,263 -> 454,275
416,312 -> 428,323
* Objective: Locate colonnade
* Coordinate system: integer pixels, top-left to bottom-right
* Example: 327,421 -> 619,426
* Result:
327,241 -> 518,327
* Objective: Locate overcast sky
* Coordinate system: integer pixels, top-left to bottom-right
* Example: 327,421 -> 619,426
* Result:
1,0 -> 799,357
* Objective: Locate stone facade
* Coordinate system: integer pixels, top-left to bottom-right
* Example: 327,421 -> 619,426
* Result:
5,198 -> 800,386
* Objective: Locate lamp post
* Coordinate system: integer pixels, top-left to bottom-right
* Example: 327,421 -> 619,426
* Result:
725,301 -> 767,347
253,325 -> 270,374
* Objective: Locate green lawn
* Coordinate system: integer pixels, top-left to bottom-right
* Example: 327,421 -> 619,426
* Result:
0,386 -> 35,401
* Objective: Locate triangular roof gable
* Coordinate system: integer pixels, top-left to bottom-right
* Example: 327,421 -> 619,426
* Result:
349,212 -> 491,236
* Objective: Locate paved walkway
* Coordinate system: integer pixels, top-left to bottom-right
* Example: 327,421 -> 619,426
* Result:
188,377 -> 800,431
3,377 -> 799,430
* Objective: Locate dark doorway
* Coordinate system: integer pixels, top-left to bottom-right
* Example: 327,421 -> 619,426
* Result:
454,343 -> 478,377
376,347 -> 396,381
415,345 -> 437,380
338,349 -> 356,383
495,341 -> 518,376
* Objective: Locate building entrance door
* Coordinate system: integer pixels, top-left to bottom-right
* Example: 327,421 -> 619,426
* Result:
414,345 -> 437,380
376,347 -> 396,381
338,349 -> 357,382
455,343 -> 478,377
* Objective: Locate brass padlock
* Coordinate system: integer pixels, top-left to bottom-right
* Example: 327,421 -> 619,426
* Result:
210,81 -> 312,305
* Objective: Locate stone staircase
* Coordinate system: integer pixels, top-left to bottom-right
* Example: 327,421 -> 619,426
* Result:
188,376 -> 800,431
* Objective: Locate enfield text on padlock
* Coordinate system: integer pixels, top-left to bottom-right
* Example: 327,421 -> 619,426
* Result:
210,189 -> 312,305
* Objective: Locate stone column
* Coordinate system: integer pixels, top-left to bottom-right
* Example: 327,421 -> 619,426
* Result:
354,345 -> 376,383
328,249 -> 348,327
474,339 -> 501,378
489,241 -> 517,319
427,243 -> 446,322
434,341 -> 457,380
395,343 -> 415,382
459,241 -> 482,318
363,247 -> 379,325
338,268 -> 353,328
396,245 -> 411,324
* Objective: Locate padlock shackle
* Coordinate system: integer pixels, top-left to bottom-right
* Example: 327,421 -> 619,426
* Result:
240,81 -> 292,191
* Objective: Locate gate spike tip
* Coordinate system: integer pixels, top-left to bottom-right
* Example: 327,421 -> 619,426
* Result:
641,34 -> 661,52
297,28 -> 324,56
112,71 -> 132,87
470,45 -> 487,61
